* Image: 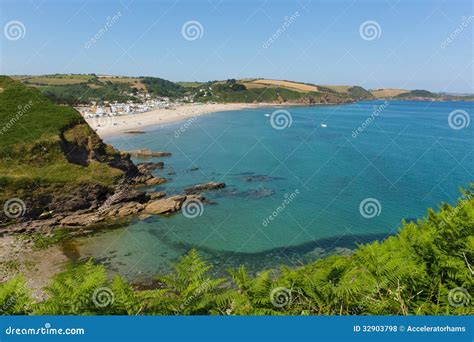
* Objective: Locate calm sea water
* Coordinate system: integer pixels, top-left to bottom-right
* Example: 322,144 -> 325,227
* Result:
72,101 -> 473,279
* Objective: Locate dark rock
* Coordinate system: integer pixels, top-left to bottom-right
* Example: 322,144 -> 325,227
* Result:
59,123 -> 139,178
215,187 -> 274,199
240,188 -> 275,199
49,183 -> 109,213
149,191 -> 166,200
242,175 -> 285,182
123,131 -> 145,135
137,162 -> 164,172
184,182 -> 225,194
107,188 -> 150,205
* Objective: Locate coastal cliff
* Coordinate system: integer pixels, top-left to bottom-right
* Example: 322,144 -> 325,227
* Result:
0,76 -> 163,233
0,76 -> 229,235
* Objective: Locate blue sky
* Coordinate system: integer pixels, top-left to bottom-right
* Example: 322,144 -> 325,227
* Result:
0,0 -> 472,92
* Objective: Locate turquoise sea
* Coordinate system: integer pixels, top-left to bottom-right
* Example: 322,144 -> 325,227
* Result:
72,101 -> 473,280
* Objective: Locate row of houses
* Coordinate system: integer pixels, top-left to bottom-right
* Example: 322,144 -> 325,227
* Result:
75,98 -> 174,118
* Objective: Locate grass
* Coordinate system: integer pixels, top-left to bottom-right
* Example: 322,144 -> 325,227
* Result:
320,85 -> 352,93
176,81 -> 203,88
0,76 -> 81,149
24,77 -> 90,85
0,76 -> 126,201
251,79 -> 319,92
370,88 -> 410,98
18,74 -> 96,86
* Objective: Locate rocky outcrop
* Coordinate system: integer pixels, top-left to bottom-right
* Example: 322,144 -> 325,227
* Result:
184,182 -> 225,194
149,191 -> 166,200
145,194 -> 203,215
0,188 -> 206,235
131,173 -> 167,186
144,195 -> 187,215
60,213 -> 104,226
105,202 -> 145,217
137,162 -> 164,172
125,149 -> 172,158
59,123 -> 139,178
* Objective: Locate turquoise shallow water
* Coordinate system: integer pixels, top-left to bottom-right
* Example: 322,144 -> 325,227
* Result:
74,101 -> 473,279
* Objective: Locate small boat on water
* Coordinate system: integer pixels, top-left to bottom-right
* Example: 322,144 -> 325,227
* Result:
264,113 -> 270,117
320,124 -> 327,128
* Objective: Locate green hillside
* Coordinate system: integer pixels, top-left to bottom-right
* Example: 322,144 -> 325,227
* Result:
394,89 -> 441,99
194,79 -> 368,104
141,77 -> 186,97
13,74 -> 376,104
0,76 -> 135,223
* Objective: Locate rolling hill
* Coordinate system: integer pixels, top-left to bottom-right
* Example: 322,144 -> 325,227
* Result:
13,75 -> 376,105
13,74 -> 472,104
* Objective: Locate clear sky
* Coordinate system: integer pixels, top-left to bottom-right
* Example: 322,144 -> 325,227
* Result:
0,0 -> 472,93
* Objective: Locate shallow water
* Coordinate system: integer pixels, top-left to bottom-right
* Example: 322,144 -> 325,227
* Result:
72,101 -> 473,280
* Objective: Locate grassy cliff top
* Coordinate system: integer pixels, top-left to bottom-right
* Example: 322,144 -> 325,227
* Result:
0,76 -> 125,200
0,76 -> 81,148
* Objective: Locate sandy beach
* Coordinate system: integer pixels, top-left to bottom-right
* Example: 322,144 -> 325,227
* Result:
84,103 -> 272,138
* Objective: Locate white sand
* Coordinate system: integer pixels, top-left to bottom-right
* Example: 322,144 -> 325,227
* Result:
85,103 -> 272,138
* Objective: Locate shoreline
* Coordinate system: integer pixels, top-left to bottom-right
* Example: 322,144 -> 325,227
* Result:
84,102 -> 342,138
85,103 -> 280,138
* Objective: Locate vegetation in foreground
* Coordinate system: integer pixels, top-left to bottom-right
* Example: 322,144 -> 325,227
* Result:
1,188 -> 472,315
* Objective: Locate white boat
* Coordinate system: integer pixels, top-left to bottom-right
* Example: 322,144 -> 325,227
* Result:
320,124 -> 327,128
264,113 -> 270,117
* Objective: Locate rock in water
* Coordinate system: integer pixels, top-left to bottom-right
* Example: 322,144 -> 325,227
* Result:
144,194 -> 203,215
144,195 -> 187,215
184,182 -> 225,194
137,162 -> 165,172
